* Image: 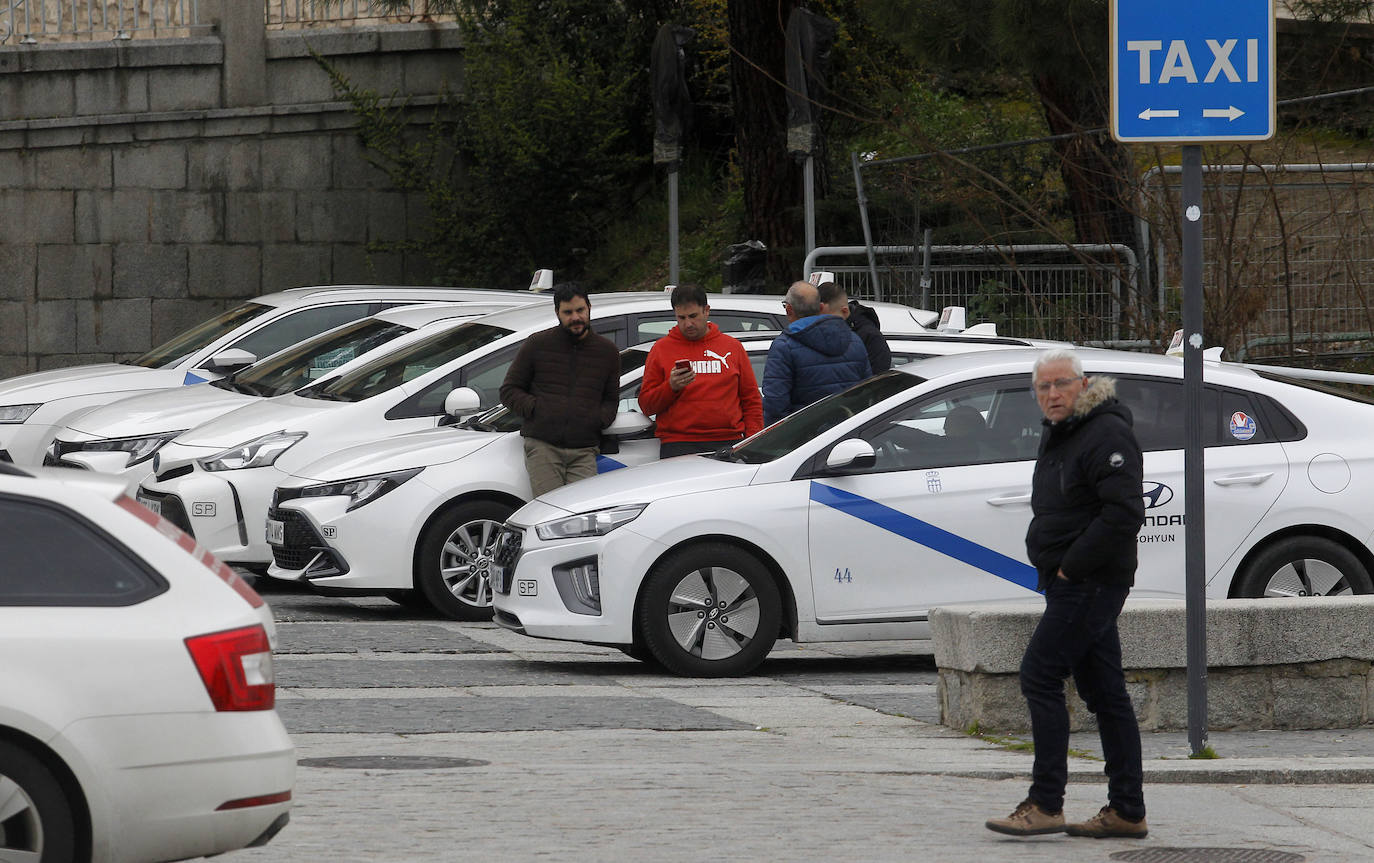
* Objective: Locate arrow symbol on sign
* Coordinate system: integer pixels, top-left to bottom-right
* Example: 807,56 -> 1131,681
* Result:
1138,108 -> 1181,120
1202,105 -> 1246,121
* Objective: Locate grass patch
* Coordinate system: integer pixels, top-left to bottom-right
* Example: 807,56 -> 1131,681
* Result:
964,722 -> 1097,759
1188,745 -> 1220,759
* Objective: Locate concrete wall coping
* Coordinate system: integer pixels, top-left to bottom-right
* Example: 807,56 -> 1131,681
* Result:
265,22 -> 462,59
0,37 -> 221,74
0,96 -> 443,150
930,596 -> 1374,674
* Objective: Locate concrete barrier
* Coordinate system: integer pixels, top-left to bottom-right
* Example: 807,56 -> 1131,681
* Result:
930,596 -> 1374,733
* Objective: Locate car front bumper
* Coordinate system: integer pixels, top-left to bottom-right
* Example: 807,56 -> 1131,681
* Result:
491,524 -> 664,646
138,465 -> 284,566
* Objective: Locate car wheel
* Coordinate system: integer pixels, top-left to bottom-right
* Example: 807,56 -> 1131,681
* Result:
1236,536 -> 1374,598
417,501 -> 513,621
0,740 -> 79,863
637,543 -> 781,678
384,589 -> 434,612
615,642 -> 662,667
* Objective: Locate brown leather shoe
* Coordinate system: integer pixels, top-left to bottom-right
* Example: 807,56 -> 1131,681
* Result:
985,799 -> 1065,836
1065,806 -> 1148,838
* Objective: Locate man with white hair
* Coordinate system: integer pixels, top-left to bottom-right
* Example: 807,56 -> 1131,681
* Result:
986,348 -> 1148,840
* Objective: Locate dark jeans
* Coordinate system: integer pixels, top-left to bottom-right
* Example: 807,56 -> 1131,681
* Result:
1019,578 -> 1145,820
658,439 -> 739,459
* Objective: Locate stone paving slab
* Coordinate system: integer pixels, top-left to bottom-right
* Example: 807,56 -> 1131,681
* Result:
277,696 -> 755,734
274,622 -> 505,655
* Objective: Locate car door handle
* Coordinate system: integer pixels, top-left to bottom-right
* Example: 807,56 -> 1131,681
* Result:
1212,472 -> 1274,487
987,492 -> 1032,506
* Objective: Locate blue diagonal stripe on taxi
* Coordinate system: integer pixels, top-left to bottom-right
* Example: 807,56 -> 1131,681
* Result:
810,481 -> 1038,590
596,455 -> 627,473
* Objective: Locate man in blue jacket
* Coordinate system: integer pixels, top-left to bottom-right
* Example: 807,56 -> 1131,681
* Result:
762,280 -> 871,425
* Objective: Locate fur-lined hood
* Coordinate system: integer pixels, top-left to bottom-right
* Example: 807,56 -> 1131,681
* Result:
1072,375 -> 1118,419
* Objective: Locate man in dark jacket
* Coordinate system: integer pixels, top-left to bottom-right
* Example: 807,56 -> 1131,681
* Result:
817,282 -> 891,374
762,281 -> 871,425
500,285 -> 620,496
987,348 -> 1147,840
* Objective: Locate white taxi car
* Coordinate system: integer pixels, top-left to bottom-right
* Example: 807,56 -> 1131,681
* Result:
0,284 -> 525,466
138,294 -> 940,569
492,348 -> 1374,677
263,330 -> 1060,619
44,302 -> 523,492
0,461 -> 293,861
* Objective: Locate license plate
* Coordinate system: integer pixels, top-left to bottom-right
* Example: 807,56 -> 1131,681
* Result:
137,494 -> 162,517
266,519 -> 284,546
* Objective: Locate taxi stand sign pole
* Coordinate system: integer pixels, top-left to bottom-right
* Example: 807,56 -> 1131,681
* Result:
1110,0 -> 1276,756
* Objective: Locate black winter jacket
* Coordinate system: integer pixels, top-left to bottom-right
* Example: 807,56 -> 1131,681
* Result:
847,300 -> 892,373
1024,377 -> 1145,592
499,324 -> 620,448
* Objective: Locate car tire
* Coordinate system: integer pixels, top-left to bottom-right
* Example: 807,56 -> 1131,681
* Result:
1236,536 -> 1374,598
637,542 -> 781,678
0,740 -> 79,863
615,642 -> 662,667
384,589 -> 434,612
417,501 -> 514,621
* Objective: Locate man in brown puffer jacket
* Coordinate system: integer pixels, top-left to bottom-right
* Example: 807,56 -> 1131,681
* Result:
500,285 -> 621,496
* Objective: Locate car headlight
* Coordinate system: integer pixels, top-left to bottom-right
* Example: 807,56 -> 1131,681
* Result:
72,431 -> 186,466
535,504 -> 646,541
0,404 -> 40,424
299,468 -> 423,512
199,431 -> 307,472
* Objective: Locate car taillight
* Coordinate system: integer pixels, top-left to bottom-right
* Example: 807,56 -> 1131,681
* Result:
185,625 -> 275,711
117,495 -> 264,608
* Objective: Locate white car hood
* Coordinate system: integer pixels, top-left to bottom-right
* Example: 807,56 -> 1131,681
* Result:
288,427 -> 504,483
0,364 -> 185,401
521,456 -> 760,521
64,385 -> 253,438
172,393 -> 345,449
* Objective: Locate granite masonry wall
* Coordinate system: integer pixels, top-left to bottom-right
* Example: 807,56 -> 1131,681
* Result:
0,5 -> 461,377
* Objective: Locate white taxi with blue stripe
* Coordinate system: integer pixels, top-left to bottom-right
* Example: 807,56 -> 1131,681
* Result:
492,347 -> 1374,677
264,330 -> 1052,620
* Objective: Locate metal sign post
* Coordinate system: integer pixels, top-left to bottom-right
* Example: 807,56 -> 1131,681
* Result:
1110,0 -> 1275,755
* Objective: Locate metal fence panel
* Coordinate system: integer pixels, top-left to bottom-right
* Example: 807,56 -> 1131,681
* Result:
3,1 -> 200,42
805,245 -> 1137,344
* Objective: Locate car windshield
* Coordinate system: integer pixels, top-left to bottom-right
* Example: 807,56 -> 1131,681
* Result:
126,302 -> 273,369
215,319 -> 412,398
296,322 -> 512,404
720,371 -> 924,464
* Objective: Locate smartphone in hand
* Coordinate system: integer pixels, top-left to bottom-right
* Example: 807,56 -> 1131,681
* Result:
674,359 -> 691,371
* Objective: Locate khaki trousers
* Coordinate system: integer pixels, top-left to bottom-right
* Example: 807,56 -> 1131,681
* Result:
523,438 -> 600,497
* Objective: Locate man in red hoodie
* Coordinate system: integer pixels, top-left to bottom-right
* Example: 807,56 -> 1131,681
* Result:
638,284 -> 764,458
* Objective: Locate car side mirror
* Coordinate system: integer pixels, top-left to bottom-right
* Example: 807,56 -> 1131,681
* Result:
605,410 -> 654,438
443,387 -> 482,417
825,438 -> 876,471
202,348 -> 257,374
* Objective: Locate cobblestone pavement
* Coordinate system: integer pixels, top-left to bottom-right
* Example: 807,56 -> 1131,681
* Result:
224,585 -> 1374,863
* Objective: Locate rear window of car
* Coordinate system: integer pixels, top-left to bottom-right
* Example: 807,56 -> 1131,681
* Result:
0,496 -> 167,606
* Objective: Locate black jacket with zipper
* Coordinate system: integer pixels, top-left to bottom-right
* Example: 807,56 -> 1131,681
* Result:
1024,377 -> 1145,592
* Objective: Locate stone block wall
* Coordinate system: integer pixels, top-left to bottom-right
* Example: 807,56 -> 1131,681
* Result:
0,19 -> 462,378
931,597 -> 1374,733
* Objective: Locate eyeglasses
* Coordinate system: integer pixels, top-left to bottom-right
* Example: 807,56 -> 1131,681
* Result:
1034,377 -> 1081,394
781,301 -> 790,310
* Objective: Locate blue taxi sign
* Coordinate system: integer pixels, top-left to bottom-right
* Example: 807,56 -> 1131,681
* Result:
1110,0 -> 1275,143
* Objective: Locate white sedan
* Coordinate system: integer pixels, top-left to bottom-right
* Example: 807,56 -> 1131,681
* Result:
44,301 -> 520,492
263,329 -> 1060,619
0,462 -> 293,861
134,294 -> 937,569
0,285 -> 525,466
492,347 -> 1374,677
